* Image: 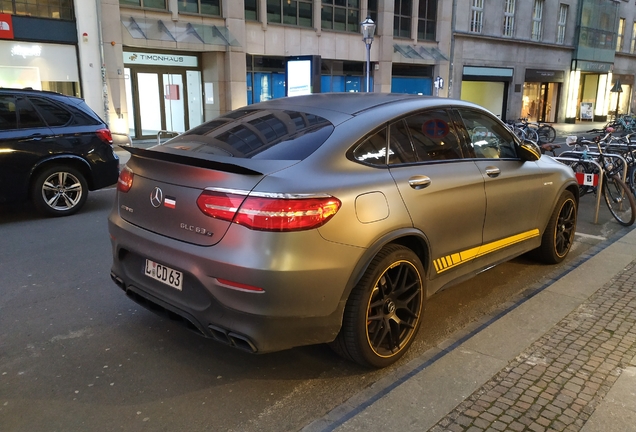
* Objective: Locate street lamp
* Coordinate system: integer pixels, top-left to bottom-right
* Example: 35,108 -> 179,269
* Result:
610,79 -> 622,120
360,16 -> 376,92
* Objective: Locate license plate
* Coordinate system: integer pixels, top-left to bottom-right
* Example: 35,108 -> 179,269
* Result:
144,259 -> 183,291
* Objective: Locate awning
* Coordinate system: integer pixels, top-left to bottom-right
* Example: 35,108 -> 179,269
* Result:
393,44 -> 448,62
123,16 -> 240,47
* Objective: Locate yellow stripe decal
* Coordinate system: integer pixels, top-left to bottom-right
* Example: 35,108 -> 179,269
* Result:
434,229 -> 540,274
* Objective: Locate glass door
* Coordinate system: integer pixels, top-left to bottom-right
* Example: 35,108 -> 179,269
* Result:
163,73 -> 186,134
138,72 -> 162,136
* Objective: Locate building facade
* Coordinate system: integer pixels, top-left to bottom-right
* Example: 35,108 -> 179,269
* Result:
1,0 -> 635,139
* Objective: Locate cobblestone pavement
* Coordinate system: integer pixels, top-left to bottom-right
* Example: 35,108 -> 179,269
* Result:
428,261 -> 636,432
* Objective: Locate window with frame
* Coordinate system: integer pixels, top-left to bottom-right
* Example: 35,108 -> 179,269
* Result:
267,0 -> 312,27
617,18 -> 626,52
245,0 -> 258,20
178,0 -> 220,16
456,109 -> 518,159
394,0 -> 412,39
3,0 -> 74,20
503,0 -> 515,37
417,0 -> 436,41
557,4 -> 568,44
531,0 -> 544,41
631,22 -> 636,53
367,0 -> 378,24
119,0 -> 166,10
470,0 -> 483,34
321,0 -> 360,33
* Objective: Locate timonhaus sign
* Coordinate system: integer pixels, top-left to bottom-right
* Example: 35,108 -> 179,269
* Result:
123,51 -> 198,67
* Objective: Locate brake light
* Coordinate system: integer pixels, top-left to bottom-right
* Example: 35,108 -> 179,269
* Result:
117,166 -> 134,192
196,190 -> 341,231
96,128 -> 113,145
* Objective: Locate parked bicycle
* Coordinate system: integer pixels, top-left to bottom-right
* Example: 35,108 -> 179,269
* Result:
559,130 -> 636,226
505,118 -> 556,144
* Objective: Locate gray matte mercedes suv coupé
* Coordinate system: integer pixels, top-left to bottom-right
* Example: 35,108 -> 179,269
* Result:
108,93 -> 578,367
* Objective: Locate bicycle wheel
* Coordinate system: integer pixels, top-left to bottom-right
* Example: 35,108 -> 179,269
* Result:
603,173 -> 636,226
537,125 -> 556,144
627,165 -> 636,196
525,127 -> 539,143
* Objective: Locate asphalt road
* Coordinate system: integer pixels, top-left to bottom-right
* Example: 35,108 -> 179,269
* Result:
0,176 -> 631,432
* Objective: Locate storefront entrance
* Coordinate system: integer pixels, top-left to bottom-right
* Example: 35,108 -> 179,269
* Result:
123,51 -> 203,139
521,82 -> 559,122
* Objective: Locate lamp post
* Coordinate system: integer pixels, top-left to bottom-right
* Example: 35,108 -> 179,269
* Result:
610,79 -> 623,120
360,16 -> 376,92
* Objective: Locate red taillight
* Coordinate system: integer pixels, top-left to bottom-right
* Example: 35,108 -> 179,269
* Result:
96,128 -> 113,145
117,166 -> 134,192
196,190 -> 341,232
216,278 -> 264,293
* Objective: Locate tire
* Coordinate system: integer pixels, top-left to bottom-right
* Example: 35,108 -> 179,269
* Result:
537,125 -> 556,144
525,127 -> 539,143
533,190 -> 577,264
330,244 -> 425,368
603,174 -> 636,226
31,165 -> 88,217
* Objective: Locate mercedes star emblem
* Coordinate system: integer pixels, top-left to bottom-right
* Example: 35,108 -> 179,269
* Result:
150,187 -> 163,208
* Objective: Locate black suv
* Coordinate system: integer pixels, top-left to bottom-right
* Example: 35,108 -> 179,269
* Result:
0,88 -> 119,216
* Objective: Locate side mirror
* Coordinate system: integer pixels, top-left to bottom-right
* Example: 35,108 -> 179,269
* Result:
519,139 -> 541,161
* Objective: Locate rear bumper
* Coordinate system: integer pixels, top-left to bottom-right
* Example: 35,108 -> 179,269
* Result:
108,211 -> 365,353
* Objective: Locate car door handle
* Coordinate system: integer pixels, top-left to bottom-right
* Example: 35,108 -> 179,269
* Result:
485,166 -> 501,177
408,175 -> 431,190
27,133 -> 44,141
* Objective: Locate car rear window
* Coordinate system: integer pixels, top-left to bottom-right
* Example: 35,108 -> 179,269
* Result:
164,109 -> 334,160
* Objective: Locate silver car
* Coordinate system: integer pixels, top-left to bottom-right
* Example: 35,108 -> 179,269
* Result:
108,93 -> 578,368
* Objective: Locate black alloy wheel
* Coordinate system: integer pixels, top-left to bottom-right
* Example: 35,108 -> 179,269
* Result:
533,190 -> 577,264
331,244 -> 425,368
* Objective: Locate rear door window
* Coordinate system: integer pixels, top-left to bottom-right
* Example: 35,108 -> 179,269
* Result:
0,96 -> 17,130
16,97 -> 46,129
29,97 -> 72,127
385,109 -> 464,165
403,109 -> 464,161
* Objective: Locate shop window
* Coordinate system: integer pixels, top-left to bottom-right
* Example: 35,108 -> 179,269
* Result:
178,0 -> 220,16
321,0 -> 359,33
470,0 -> 483,34
393,0 -> 412,39
417,0 -> 436,41
267,0 -> 312,28
245,0 -> 257,21
631,22 -> 636,53
10,0 -> 74,20
119,0 -> 166,9
391,77 -> 432,95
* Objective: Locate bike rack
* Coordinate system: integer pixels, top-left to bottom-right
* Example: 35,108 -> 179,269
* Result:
156,130 -> 179,145
553,156 -> 604,224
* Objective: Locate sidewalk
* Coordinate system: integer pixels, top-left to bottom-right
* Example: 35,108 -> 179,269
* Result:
303,227 -> 636,432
